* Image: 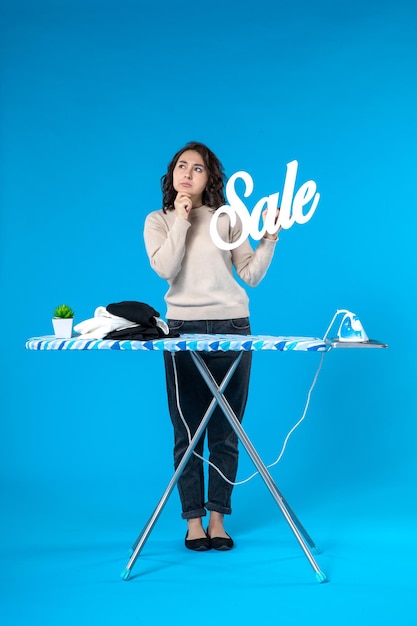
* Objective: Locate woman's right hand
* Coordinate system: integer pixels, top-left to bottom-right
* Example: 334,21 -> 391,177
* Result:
174,193 -> 192,221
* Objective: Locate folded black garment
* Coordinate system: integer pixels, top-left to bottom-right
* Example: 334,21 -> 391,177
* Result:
106,301 -> 160,327
104,325 -> 179,341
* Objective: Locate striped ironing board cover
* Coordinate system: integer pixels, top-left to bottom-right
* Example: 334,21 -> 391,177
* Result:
25,334 -> 329,352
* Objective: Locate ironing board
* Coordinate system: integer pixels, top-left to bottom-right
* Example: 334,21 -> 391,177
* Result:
25,333 -> 387,583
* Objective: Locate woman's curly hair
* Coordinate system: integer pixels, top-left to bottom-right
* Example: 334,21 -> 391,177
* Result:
161,141 -> 226,212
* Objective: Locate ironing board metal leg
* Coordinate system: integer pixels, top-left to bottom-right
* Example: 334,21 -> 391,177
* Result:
278,496 -> 320,553
189,351 -> 326,582
121,352 -> 243,580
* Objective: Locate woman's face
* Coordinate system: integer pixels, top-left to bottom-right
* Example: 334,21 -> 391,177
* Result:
172,150 -> 209,206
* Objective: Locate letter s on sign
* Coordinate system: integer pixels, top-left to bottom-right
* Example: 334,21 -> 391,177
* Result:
209,171 -> 252,251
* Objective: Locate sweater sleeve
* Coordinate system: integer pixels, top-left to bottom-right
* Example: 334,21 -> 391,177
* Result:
231,219 -> 278,287
144,211 -> 191,280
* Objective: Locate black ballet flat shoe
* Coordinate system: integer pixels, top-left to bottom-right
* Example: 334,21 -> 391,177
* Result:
208,533 -> 234,551
184,532 -> 211,552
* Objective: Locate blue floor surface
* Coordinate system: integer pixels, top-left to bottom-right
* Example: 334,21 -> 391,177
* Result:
2,481 -> 416,626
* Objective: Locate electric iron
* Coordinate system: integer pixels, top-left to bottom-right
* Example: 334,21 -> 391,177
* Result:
323,309 -> 369,342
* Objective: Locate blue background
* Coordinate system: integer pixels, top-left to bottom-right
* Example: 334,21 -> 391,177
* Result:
1,0 -> 416,624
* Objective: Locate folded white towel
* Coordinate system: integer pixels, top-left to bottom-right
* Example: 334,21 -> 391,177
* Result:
74,306 -> 138,339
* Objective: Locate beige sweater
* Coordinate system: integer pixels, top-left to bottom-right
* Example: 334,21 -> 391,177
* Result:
143,205 -> 277,320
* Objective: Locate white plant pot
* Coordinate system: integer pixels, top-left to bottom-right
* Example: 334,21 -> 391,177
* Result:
52,317 -> 74,338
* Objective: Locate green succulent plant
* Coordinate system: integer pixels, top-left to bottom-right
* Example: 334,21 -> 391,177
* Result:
53,304 -> 74,319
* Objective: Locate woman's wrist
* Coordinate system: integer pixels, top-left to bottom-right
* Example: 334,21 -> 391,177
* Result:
263,233 -> 278,241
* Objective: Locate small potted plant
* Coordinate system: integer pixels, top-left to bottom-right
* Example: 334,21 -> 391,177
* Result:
52,304 -> 75,338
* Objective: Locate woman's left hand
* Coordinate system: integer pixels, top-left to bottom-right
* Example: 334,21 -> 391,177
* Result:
262,208 -> 281,241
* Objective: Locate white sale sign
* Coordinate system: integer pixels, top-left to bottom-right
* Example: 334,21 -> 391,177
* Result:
209,160 -> 320,250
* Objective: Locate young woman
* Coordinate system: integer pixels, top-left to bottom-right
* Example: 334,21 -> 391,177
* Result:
144,141 -> 279,551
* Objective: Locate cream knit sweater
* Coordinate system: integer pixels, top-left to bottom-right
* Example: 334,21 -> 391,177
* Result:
144,205 -> 277,320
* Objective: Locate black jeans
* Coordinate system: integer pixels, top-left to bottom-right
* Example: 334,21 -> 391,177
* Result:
163,318 -> 252,520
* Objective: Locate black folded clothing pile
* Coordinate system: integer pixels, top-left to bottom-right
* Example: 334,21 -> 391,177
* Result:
103,301 -> 178,340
